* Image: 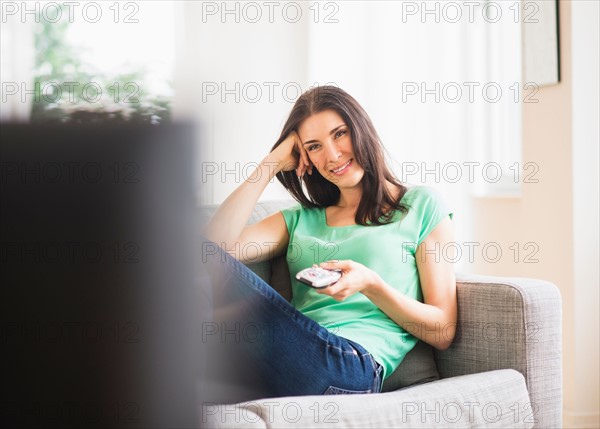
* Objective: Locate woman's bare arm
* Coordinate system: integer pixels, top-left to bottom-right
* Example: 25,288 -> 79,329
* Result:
202,132 -> 310,263
360,217 -> 457,350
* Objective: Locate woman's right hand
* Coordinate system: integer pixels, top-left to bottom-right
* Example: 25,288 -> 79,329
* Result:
268,131 -> 313,178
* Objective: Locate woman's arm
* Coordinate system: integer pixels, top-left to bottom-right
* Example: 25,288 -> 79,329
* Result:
202,131 -> 311,263
320,217 -> 457,350
364,217 -> 457,350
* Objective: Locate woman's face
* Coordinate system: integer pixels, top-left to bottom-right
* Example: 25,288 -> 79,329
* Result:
298,109 -> 365,189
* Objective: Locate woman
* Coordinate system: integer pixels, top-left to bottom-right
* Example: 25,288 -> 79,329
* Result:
203,86 -> 456,400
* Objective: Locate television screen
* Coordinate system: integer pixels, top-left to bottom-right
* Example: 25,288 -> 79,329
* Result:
1,123 -> 208,428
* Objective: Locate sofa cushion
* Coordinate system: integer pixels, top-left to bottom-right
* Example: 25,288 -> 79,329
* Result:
244,261 -> 271,284
202,369 -> 532,428
269,255 -> 293,301
381,340 -> 440,392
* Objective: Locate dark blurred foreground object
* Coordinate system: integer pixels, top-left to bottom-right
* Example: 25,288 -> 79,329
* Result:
1,123 -> 208,428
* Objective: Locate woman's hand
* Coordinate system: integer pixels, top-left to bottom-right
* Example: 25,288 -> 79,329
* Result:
316,260 -> 382,301
267,131 -> 313,177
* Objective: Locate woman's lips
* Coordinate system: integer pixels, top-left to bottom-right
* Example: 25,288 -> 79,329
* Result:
330,159 -> 353,176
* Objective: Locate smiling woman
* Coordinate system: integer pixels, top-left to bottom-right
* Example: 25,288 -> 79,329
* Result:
202,86 -> 457,401
271,87 -> 409,226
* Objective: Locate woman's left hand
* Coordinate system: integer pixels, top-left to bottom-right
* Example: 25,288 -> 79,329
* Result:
317,260 -> 382,301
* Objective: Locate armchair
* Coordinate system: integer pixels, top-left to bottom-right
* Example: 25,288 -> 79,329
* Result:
200,200 -> 562,428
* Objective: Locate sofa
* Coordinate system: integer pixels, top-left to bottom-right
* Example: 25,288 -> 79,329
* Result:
200,200 -> 562,429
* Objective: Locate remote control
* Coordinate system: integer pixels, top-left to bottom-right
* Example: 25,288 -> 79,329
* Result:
295,267 -> 342,288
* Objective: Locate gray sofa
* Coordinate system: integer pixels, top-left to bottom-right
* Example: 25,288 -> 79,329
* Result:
200,201 -> 562,429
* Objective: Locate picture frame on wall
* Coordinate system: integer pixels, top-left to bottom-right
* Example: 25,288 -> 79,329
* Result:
522,0 -> 561,86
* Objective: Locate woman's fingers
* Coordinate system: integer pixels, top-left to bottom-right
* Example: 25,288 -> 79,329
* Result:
292,133 -> 305,177
295,135 -> 312,178
282,130 -> 311,178
320,260 -> 349,271
285,132 -> 302,177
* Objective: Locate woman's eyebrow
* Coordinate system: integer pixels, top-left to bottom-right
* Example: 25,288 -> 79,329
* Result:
302,124 -> 346,146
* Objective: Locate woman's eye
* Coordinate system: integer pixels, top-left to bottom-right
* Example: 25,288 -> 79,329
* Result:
335,130 -> 347,138
308,144 -> 320,151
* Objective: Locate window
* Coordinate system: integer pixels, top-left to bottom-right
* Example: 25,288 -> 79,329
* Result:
2,1 -> 175,124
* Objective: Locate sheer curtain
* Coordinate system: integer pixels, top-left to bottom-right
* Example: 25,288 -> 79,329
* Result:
174,1 -> 522,271
304,1 -> 521,249
305,2 -> 473,246
1,18 -> 34,121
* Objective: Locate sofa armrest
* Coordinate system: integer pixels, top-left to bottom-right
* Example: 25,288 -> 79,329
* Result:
435,273 -> 562,429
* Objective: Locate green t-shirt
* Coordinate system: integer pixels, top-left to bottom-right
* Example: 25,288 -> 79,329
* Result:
280,185 -> 453,380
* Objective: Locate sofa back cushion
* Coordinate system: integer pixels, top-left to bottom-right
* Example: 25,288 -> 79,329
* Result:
381,340 -> 440,391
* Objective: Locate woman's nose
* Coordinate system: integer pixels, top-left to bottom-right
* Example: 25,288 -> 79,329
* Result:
325,142 -> 342,163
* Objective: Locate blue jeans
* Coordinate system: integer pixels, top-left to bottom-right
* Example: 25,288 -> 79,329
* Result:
201,239 -> 383,402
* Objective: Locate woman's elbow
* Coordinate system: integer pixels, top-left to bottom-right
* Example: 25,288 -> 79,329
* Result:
434,340 -> 452,351
434,322 -> 456,351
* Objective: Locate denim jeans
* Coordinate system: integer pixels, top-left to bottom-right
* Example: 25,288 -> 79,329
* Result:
201,239 -> 383,402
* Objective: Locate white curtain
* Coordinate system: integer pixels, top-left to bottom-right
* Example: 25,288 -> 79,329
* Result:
1,17 -> 35,121
174,1 -> 522,271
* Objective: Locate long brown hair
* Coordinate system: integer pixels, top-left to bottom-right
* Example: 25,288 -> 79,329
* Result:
271,86 -> 410,225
